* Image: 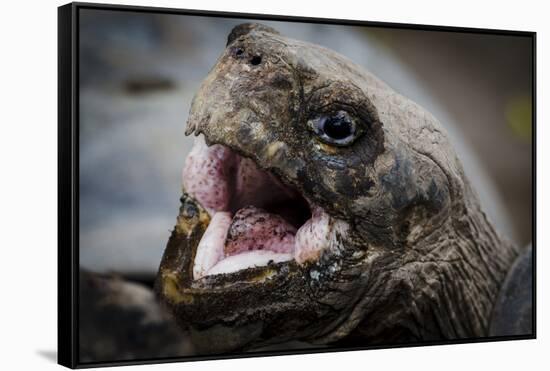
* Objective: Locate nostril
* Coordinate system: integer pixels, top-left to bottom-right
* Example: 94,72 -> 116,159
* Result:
250,55 -> 262,65
232,47 -> 245,59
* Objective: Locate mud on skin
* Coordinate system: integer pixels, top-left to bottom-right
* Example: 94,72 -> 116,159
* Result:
155,23 -> 520,353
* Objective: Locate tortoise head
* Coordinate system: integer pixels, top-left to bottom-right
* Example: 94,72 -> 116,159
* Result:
156,23 -> 501,352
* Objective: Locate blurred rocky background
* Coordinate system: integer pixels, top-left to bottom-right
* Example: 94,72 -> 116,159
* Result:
77,8 -> 532,363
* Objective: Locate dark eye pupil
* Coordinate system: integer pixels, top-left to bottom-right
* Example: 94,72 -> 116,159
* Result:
310,111 -> 358,146
323,115 -> 353,140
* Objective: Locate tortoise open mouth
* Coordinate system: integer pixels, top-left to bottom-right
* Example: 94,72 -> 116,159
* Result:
183,136 -> 334,280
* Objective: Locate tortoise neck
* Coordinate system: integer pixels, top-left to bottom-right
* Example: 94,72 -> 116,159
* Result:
343,191 -> 519,344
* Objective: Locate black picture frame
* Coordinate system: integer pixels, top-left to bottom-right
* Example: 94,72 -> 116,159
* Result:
58,2 -> 537,368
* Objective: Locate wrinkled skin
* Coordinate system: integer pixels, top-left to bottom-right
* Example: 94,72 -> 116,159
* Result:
155,23 -> 519,353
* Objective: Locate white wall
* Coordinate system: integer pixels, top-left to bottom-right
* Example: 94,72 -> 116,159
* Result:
0,0 -> 545,370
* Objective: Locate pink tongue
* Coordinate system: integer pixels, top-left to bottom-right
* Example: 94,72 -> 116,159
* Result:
224,206 -> 296,256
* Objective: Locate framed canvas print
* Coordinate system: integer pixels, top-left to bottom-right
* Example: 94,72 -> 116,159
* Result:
58,2 -> 536,368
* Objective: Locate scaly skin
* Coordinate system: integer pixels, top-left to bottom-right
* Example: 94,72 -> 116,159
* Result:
155,23 -> 519,353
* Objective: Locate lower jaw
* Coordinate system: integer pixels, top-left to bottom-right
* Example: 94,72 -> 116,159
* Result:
157,253 -> 324,353
156,194 -> 357,347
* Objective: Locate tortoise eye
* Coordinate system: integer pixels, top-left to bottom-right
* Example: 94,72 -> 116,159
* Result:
308,111 -> 359,146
